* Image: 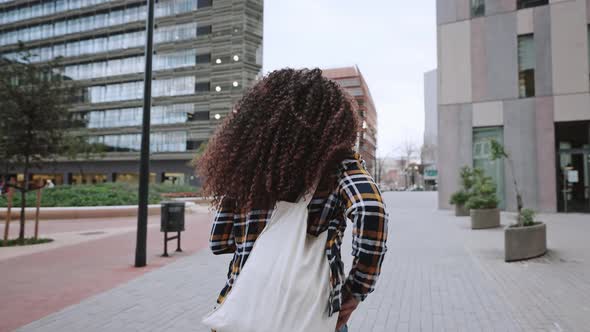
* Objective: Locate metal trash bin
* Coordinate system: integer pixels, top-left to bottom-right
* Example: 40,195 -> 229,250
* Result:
160,201 -> 185,256
161,201 -> 185,232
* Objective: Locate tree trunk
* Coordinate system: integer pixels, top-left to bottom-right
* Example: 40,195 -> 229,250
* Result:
18,160 -> 29,245
507,158 -> 524,227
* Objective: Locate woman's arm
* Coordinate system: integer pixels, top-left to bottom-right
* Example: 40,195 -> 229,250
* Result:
339,156 -> 389,303
209,197 -> 237,255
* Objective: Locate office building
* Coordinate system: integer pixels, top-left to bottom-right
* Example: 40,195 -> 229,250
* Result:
0,0 -> 263,186
437,0 -> 590,212
323,66 -> 378,176
423,69 -> 438,190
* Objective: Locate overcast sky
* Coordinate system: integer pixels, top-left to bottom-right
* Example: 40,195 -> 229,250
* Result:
263,1 -> 437,158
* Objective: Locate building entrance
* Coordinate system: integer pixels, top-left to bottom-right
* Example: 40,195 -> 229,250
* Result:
473,127 -> 505,210
556,122 -> 590,213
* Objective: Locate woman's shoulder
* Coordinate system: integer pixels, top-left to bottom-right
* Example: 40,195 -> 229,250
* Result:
338,150 -> 369,174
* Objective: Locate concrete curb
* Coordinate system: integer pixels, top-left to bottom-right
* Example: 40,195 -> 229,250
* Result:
0,202 -> 203,220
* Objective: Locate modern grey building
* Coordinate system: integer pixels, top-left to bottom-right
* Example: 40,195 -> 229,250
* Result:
423,69 -> 438,190
0,0 -> 263,186
437,0 -> 590,213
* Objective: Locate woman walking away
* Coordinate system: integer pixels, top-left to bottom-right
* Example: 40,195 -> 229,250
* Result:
200,68 -> 389,332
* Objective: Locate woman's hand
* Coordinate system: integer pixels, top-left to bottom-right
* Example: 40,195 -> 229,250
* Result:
336,293 -> 359,330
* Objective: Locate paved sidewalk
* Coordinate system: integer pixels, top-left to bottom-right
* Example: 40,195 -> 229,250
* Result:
15,192 -> 590,331
0,203 -> 210,261
0,212 -> 213,332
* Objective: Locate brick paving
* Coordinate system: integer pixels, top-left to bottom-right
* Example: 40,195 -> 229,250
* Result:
0,211 -> 213,332
12,192 -> 590,332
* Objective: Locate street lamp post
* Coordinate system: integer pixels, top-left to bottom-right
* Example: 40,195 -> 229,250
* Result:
135,0 -> 155,268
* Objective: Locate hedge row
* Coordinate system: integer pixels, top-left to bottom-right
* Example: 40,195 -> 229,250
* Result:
0,183 -> 200,207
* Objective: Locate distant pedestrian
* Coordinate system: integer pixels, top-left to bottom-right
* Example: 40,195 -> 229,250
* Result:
45,179 -> 55,189
200,69 -> 389,332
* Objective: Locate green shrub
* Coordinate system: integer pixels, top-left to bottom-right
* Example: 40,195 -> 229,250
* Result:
465,169 -> 499,210
450,191 -> 470,205
518,208 -> 536,227
0,183 -> 199,207
450,166 -> 476,206
459,166 -> 476,191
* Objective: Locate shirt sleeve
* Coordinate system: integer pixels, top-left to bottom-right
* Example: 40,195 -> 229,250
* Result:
209,197 -> 237,255
339,157 -> 389,302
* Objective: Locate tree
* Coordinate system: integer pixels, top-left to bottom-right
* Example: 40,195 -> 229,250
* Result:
490,140 -> 524,225
0,49 -> 81,244
465,168 -> 500,210
399,139 -> 417,169
375,157 -> 387,184
189,141 -> 209,169
395,139 -> 418,188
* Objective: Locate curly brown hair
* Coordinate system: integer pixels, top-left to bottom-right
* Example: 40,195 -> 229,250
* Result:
198,68 -> 360,212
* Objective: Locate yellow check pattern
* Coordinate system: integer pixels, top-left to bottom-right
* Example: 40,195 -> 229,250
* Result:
209,152 -> 388,316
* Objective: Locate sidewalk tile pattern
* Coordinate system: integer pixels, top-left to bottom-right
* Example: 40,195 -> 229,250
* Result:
16,193 -> 590,332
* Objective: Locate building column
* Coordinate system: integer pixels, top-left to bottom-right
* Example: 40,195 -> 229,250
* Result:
437,104 -> 473,209
535,97 -> 557,213
63,172 -> 71,185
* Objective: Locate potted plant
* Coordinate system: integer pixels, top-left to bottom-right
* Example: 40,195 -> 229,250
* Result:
504,209 -> 547,261
450,191 -> 470,216
490,140 -> 547,262
449,166 -> 475,216
465,168 -> 500,229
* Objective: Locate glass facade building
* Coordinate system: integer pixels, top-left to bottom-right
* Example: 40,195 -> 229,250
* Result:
0,0 -> 264,185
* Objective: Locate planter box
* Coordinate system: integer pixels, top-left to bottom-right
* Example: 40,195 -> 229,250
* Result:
470,208 -> 500,229
505,223 -> 547,262
455,204 -> 469,217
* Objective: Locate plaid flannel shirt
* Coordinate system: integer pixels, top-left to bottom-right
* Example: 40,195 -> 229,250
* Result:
209,152 -> 388,316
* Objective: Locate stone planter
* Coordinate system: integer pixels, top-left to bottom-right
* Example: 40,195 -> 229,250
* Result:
455,204 -> 470,217
505,222 -> 547,262
470,208 -> 500,229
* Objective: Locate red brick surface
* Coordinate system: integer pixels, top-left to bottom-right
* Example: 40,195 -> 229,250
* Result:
0,212 -> 213,332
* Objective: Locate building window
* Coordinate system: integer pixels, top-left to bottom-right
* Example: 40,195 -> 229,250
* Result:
188,104 -> 209,121
71,173 -> 107,185
186,139 -> 205,150
334,78 -> 361,88
188,111 -> 210,121
517,0 -> 548,10
88,132 -> 187,153
197,0 -> 212,8
196,53 -> 211,64
197,25 -> 212,37
115,173 -> 156,184
62,50 -> 207,80
86,77 -> 195,103
347,87 -> 364,97
155,22 -> 198,43
473,128 -> 505,209
471,0 -> 485,17
518,34 -> 535,98
0,4 -> 147,46
195,81 -> 211,93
